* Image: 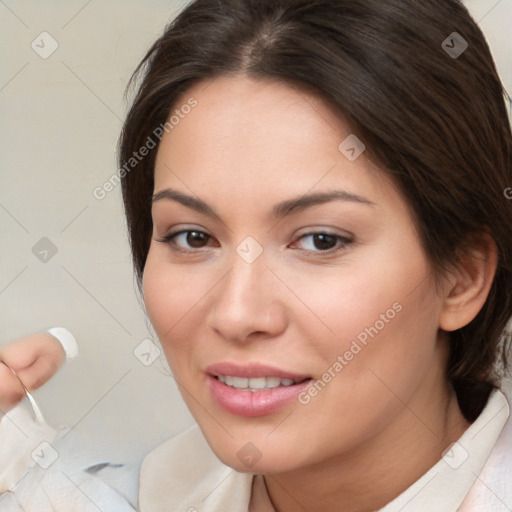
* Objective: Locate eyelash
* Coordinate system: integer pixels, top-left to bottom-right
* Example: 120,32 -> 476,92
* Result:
155,229 -> 353,255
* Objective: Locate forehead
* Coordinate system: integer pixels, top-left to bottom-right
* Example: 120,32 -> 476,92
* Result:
153,75 -> 391,206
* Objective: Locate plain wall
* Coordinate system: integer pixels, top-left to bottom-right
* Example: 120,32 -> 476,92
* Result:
1,0 -> 511,467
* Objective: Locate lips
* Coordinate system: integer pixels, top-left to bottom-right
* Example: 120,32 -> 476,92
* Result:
206,362 -> 313,417
206,362 -> 311,381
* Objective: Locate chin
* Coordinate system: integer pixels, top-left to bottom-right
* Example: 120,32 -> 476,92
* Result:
225,454 -> 297,475
204,436 -> 302,475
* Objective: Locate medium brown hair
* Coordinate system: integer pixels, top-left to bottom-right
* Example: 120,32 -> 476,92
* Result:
118,0 -> 512,421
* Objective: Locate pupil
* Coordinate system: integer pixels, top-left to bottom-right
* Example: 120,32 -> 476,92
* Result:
187,231 -> 207,247
314,234 -> 336,250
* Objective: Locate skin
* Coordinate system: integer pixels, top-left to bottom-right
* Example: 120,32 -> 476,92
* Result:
0,332 -> 65,412
143,75 -> 496,512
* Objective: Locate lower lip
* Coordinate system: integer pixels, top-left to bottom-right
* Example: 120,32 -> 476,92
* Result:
208,375 -> 312,417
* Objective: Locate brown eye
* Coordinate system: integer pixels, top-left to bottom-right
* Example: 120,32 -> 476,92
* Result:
185,231 -> 210,248
311,233 -> 338,250
294,232 -> 352,253
156,229 -> 214,250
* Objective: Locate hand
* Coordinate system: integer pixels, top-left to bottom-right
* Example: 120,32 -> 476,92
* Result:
0,332 -> 66,413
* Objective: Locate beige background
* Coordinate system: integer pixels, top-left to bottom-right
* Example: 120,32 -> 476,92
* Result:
1,0 -> 511,466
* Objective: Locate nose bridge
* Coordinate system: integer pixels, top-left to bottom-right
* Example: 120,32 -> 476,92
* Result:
223,243 -> 270,306
209,242 -> 286,340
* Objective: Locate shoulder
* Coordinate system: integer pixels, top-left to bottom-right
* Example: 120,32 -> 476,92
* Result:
459,377 -> 512,511
138,423 -> 253,512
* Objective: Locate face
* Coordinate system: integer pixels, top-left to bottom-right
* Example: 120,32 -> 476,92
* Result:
143,75 -> 448,474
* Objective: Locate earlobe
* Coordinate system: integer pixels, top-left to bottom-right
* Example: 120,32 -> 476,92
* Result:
439,234 -> 498,332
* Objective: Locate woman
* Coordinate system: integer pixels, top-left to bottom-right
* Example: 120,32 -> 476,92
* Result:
2,0 -> 511,510
120,0 -> 512,510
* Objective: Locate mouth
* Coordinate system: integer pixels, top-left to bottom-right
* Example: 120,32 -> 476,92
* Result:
214,374 -> 311,391
206,362 -> 313,417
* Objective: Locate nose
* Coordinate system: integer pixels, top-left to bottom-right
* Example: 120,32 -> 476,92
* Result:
207,248 -> 288,344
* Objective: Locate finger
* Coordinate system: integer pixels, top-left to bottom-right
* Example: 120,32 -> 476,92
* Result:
0,362 -> 27,412
0,334 -> 47,371
16,352 -> 62,390
0,332 -> 65,374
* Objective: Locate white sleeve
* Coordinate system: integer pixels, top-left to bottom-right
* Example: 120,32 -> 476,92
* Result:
46,327 -> 79,361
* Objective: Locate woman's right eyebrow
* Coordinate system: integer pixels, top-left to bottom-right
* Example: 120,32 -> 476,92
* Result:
152,187 -> 375,221
152,188 -> 219,219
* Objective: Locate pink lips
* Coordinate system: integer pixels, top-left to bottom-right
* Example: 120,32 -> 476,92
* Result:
206,362 -> 312,417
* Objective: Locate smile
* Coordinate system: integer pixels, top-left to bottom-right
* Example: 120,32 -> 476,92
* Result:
205,362 -> 313,416
216,375 -> 308,391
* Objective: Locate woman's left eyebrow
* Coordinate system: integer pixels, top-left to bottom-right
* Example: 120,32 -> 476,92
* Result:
152,187 -> 375,220
272,190 -> 375,219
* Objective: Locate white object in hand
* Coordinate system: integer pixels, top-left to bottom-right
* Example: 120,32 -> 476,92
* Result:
46,327 -> 79,360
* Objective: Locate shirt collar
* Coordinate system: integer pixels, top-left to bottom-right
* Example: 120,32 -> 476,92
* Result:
378,384 -> 510,512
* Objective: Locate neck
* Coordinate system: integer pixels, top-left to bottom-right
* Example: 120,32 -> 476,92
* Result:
263,366 -> 471,512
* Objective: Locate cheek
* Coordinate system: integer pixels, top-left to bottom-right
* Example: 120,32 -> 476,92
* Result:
142,247 -> 207,361
284,258 -> 441,457
331,269 -> 439,412
285,241 -> 439,378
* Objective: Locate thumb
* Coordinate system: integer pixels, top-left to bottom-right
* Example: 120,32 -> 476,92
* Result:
17,352 -> 62,391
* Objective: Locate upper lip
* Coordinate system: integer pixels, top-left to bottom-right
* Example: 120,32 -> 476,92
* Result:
206,362 -> 311,381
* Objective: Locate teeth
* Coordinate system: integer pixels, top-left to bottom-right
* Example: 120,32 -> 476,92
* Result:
217,375 -> 302,390
265,377 -> 281,388
232,376 -> 248,388
248,377 -> 266,389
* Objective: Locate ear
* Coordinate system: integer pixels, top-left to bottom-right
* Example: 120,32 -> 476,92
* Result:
439,233 -> 498,332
